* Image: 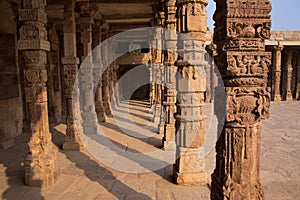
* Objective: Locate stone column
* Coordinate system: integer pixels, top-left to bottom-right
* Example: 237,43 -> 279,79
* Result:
296,54 -> 300,100
102,37 -> 113,116
62,0 -> 82,150
93,20 -> 107,123
272,45 -> 283,101
112,62 -> 120,105
18,0 -> 58,187
206,43 -> 218,102
48,23 -> 63,123
151,24 -> 164,125
149,32 -> 156,106
174,0 -> 208,185
109,62 -> 116,105
284,50 -> 293,101
163,0 -> 177,150
78,1 -> 98,131
211,0 -> 272,199
156,12 -> 166,134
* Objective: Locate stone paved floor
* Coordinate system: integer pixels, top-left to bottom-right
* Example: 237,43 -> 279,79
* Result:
0,101 -> 299,200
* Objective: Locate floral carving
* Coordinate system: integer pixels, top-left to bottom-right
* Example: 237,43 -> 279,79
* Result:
226,87 -> 270,126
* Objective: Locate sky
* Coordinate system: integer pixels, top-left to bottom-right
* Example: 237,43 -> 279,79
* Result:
207,0 -> 300,31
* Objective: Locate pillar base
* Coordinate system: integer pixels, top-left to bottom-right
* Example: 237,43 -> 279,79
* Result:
25,147 -> 59,187
157,125 -> 164,135
163,125 -> 176,150
286,94 -> 293,101
163,141 -> 176,151
273,95 -> 282,101
174,147 -> 207,185
62,141 -> 82,150
97,115 -> 107,123
0,138 -> 15,150
174,166 -> 207,185
211,175 -> 264,200
103,101 -> 113,117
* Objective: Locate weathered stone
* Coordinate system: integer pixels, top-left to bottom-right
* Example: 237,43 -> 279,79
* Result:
174,0 -> 208,185
18,0 -> 58,187
211,0 -> 272,199
62,0 -> 82,151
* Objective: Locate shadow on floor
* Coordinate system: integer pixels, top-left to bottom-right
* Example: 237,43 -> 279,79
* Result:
1,134 -> 44,200
51,126 -> 160,199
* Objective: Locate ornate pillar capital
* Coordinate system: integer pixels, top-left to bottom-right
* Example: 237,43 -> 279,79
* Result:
274,44 -> 284,52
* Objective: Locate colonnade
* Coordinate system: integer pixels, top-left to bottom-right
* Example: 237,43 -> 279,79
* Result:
16,0 -> 273,198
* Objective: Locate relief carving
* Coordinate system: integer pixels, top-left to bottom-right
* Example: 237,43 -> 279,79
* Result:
226,87 -> 270,126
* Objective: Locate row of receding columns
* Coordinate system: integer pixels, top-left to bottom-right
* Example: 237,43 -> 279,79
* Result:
61,0 -> 117,150
149,0 -> 208,184
17,1 -> 274,199
271,46 -> 300,101
17,0 -> 118,186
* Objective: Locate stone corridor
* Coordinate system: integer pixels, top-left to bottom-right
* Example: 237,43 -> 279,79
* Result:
1,101 -> 299,200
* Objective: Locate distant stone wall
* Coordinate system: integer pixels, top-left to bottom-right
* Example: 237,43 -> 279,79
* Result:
0,34 -> 23,149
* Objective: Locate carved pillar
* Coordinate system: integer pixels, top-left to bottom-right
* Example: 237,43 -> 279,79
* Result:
163,0 -> 177,150
61,0 -> 82,150
149,30 -> 156,106
156,12 -> 166,134
206,43 -> 218,102
112,62 -> 119,105
151,22 -> 164,125
296,54 -> 300,100
93,20 -> 107,123
78,2 -> 98,130
47,23 -> 62,123
174,0 -> 208,185
211,0 -> 272,199
109,62 -> 116,105
102,37 -> 113,116
272,45 -> 283,101
18,0 -> 58,187
283,50 -> 293,101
